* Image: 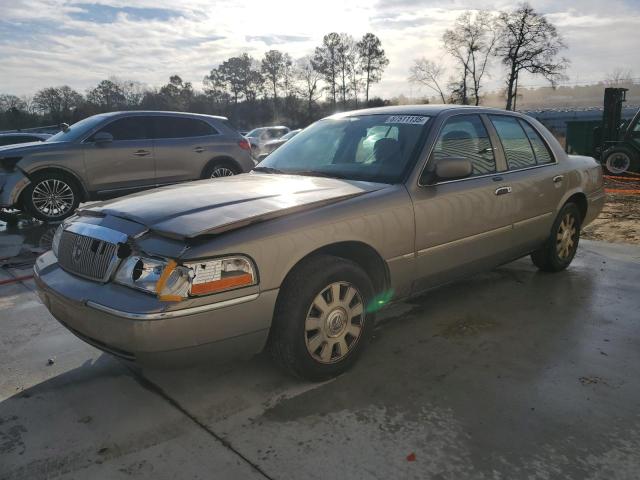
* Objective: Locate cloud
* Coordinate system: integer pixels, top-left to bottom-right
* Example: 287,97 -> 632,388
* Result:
69,4 -> 183,23
0,0 -> 639,100
245,35 -> 310,46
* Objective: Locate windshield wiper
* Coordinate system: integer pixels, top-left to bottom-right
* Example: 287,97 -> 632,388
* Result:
253,166 -> 285,174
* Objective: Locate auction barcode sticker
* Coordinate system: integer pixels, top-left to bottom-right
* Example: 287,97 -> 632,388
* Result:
385,115 -> 429,125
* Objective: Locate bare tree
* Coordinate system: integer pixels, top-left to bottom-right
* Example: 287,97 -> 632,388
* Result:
312,32 -> 341,107
495,3 -> 569,110
605,68 -> 634,87
336,33 -> 356,108
409,58 -> 447,103
442,11 -> 497,106
262,50 -> 287,117
34,86 -> 83,121
357,33 -> 389,104
296,56 -> 323,121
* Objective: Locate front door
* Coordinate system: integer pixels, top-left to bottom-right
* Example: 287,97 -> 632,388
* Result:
83,116 -> 155,194
411,114 -> 514,292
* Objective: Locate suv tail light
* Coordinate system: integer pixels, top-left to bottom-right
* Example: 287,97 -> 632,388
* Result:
238,138 -> 251,151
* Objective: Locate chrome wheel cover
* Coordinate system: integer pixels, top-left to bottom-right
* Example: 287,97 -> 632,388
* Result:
556,213 -> 578,260
31,179 -> 74,217
606,152 -> 631,174
211,167 -> 235,178
305,281 -> 364,364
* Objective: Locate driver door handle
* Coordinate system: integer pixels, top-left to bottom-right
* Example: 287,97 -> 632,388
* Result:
553,175 -> 564,183
133,150 -> 150,157
495,186 -> 512,196
193,146 -> 205,153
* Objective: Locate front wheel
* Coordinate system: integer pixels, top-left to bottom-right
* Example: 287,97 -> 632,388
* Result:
268,255 -> 375,381
531,202 -> 582,272
23,172 -> 81,222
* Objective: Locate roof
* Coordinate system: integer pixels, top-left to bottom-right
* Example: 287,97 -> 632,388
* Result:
102,110 -> 228,121
332,104 -> 505,118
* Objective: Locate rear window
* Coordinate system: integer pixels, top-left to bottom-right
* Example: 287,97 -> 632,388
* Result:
489,115 -> 537,170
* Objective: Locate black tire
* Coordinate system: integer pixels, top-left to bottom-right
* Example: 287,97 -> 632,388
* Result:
603,147 -> 638,175
268,254 -> 375,381
202,160 -> 240,178
23,171 -> 81,222
531,202 -> 582,272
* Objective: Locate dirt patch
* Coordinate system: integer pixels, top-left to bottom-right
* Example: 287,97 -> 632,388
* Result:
438,316 -> 499,338
582,176 -> 640,245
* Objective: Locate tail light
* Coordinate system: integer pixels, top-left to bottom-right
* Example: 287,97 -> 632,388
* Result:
238,138 -> 251,151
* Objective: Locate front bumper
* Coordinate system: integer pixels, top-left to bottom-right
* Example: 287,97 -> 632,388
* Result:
0,170 -> 30,208
34,251 -> 278,366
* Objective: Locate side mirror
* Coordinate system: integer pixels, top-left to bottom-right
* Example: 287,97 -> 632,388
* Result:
435,157 -> 473,180
93,132 -> 113,145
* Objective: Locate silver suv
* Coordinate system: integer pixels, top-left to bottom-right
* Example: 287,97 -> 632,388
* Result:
0,111 -> 254,221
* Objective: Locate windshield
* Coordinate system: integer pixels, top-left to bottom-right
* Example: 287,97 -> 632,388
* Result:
257,114 -> 430,183
245,128 -> 263,138
46,114 -> 111,142
281,130 -> 300,140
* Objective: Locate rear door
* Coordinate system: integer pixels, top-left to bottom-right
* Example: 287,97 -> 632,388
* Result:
411,113 -> 514,291
488,115 -> 565,253
152,116 -> 219,184
83,116 -> 155,194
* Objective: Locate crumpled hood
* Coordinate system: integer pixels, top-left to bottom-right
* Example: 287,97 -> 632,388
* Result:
79,173 -> 387,239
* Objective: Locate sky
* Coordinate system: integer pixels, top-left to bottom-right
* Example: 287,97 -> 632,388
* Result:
1,0 -> 640,99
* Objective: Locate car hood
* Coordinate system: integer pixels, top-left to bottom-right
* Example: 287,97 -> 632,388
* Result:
0,140 -> 67,155
79,173 -> 388,239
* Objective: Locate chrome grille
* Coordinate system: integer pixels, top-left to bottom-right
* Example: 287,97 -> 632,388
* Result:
58,231 -> 119,282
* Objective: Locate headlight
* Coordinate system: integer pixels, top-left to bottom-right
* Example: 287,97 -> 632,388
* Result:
114,255 -> 256,301
186,256 -> 256,295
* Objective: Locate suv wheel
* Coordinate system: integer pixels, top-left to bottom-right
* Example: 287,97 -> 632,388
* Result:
269,254 -> 374,381
203,161 -> 240,178
531,202 -> 582,272
24,172 -> 81,222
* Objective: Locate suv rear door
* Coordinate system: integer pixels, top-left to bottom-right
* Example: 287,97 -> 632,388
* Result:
83,116 -> 155,194
152,116 -> 219,184
487,115 -> 565,254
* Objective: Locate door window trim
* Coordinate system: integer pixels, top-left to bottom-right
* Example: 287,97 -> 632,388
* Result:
487,113 -> 557,170
417,112 -> 504,187
81,115 -> 155,143
151,116 -> 219,140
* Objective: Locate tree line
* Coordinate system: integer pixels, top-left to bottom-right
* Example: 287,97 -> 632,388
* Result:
0,32 -> 389,132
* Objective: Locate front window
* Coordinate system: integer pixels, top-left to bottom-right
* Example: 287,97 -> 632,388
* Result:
46,114 -> 111,142
257,114 -> 430,183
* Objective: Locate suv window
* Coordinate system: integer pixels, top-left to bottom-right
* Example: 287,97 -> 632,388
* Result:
490,115 -> 537,170
90,116 -> 152,141
519,120 -> 554,164
153,116 -> 217,139
432,114 -> 496,176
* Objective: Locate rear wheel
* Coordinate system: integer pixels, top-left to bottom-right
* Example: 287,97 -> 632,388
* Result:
531,202 -> 582,272
268,254 -> 374,381
23,171 -> 81,221
203,160 -> 240,178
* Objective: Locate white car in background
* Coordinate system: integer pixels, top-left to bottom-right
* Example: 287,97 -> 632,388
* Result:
245,126 -> 290,158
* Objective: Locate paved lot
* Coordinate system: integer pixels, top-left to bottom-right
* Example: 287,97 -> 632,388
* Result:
1,218 -> 640,479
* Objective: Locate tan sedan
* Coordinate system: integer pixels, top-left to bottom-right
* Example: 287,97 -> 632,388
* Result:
34,106 -> 605,380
